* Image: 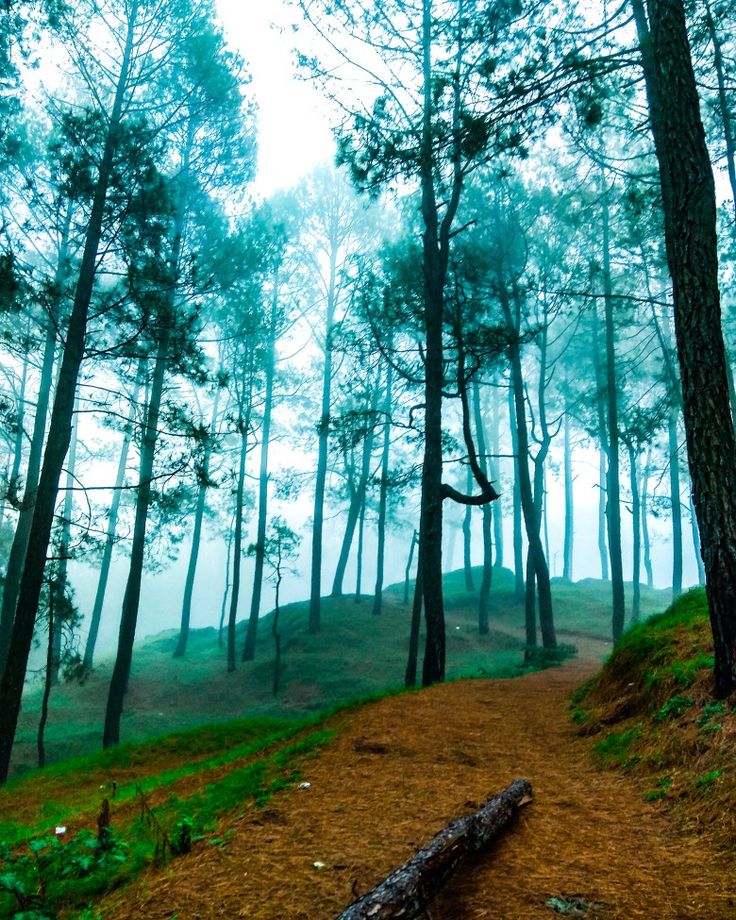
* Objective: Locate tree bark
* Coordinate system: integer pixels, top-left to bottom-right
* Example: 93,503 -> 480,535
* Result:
103,326 -> 169,748
668,406 -> 683,599
472,381 -> 492,634
372,362 -> 393,616
641,446 -> 655,589
509,384 -> 525,599
632,0 -> 736,695
309,239 -> 337,634
628,444 -> 642,623
175,386 -> 221,659
336,780 -> 532,920
0,211 -> 70,674
84,368 -> 142,669
600,175 -> 626,642
0,5 -> 138,782
563,401 -> 574,581
490,383 -> 504,570
462,465 -> 475,592
243,297 -> 278,660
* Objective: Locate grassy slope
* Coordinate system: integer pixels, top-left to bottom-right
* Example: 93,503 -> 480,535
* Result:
574,588 -> 736,850
11,569 -> 669,776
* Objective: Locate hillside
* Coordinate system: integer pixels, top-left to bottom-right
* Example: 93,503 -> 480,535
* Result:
3,580 -> 734,919
573,587 -> 736,852
10,570 -> 669,775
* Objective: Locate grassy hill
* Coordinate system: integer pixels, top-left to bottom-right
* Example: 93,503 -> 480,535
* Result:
10,568 -> 670,777
572,587 -> 736,850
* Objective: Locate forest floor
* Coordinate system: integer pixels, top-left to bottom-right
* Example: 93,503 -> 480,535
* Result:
96,657 -> 736,920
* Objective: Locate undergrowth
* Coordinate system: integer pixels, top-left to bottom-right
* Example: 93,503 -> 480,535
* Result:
572,588 -> 736,850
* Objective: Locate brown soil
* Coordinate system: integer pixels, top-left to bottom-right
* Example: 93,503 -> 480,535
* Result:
99,661 -> 736,920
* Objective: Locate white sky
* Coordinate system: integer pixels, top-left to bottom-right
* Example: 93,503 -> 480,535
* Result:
215,0 -> 336,195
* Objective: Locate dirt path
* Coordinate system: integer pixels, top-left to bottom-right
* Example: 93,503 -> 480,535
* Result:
100,662 -> 735,920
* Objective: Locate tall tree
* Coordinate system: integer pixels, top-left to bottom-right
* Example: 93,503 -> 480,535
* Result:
632,0 -> 736,695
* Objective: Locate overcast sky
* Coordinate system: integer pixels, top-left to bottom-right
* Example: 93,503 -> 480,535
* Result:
215,0 -> 336,195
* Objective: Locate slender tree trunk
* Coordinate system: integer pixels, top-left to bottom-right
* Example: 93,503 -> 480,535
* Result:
508,384 -> 524,599
243,300 -> 278,660
175,388 -> 221,659
373,363 -> 393,616
472,381 -> 492,634
598,449 -> 609,580
37,586 -> 53,770
51,400 -> 79,686
332,383 -> 380,598
0,8 -> 138,781
84,369 -> 142,669
668,406 -> 683,599
601,176 -> 626,642
405,545 -> 423,688
641,446 -> 655,589
524,547 -> 536,653
502,288 -> 555,649
629,445 -> 642,623
272,568 -> 282,696
690,491 -> 706,586
632,0 -> 736,695
0,211 -> 71,673
403,529 -> 418,606
103,327 -> 169,748
462,465 -> 474,591
309,244 -> 337,634
227,424 -> 249,673
219,519 -> 234,647
563,403 -> 574,581
490,383 -> 504,570
355,491 -> 366,600
8,349 -> 28,504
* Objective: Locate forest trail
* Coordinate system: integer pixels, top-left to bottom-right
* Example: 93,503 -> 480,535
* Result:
100,661 -> 735,920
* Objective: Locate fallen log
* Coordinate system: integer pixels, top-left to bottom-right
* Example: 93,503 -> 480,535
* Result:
336,778 -> 532,920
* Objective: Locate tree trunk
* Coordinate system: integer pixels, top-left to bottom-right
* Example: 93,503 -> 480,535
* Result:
462,465 -> 475,591
8,348 -> 28,507
84,368 -> 142,669
668,406 -> 683,599
372,362 -> 393,616
51,398 -> 79,686
563,402 -> 574,581
309,243 -> 337,634
629,444 -> 642,623
0,210 -> 70,674
405,544 -> 423,688
508,384 -> 525,599
332,383 -> 381,598
227,424 -> 249,673
403,529 -> 418,606
524,546 -> 537,652
219,519 -> 234,647
502,288 -> 555,649
37,586 -> 54,770
354,490 -> 366,600
336,780 -> 532,920
597,448 -> 609,580
641,449 -> 655,589
601,176 -> 626,642
632,0 -> 736,695
490,383 -> 504,570
243,298 -> 278,660
175,387 -> 221,659
472,381 -> 492,634
0,7 -> 138,782
103,327 -> 169,748
690,490 -> 706,585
